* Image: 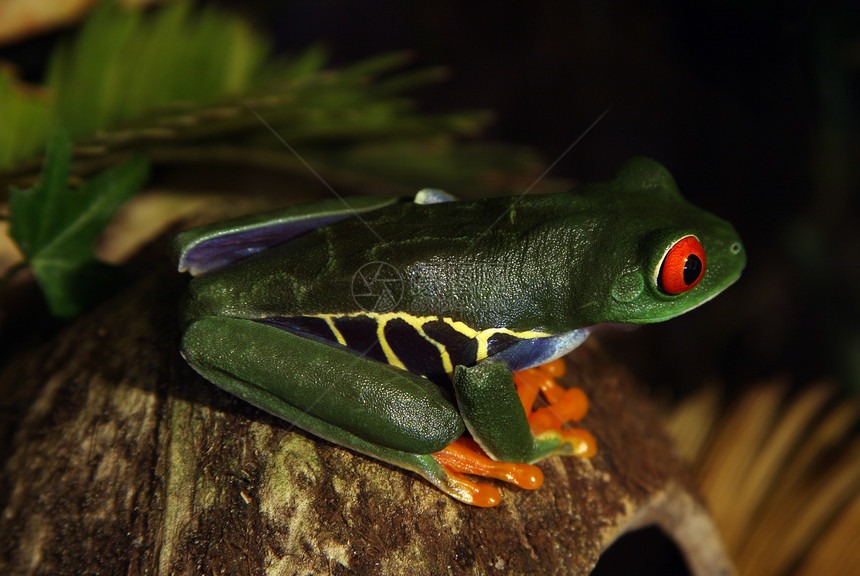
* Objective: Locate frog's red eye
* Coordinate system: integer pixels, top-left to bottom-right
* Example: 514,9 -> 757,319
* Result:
657,235 -> 706,295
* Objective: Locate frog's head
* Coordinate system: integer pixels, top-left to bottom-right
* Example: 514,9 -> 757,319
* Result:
577,157 -> 746,325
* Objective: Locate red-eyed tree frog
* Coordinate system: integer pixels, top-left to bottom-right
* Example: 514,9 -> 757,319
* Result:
174,157 -> 745,506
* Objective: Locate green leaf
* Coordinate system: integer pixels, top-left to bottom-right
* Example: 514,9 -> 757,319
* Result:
8,129 -> 149,317
0,68 -> 55,169
0,0 -> 271,171
0,2 -> 557,201
46,0 -> 269,138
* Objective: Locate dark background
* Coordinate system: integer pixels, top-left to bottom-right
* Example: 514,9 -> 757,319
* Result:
3,0 -> 858,395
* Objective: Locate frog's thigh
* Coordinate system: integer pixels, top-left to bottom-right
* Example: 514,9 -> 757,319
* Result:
182,317 -> 464,455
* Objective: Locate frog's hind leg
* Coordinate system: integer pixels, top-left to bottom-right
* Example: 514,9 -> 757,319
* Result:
181,316 -> 505,506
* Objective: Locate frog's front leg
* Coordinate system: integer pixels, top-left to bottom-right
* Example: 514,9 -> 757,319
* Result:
433,359 -> 596,492
181,317 -> 509,506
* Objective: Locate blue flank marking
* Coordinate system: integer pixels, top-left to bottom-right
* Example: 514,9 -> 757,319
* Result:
488,328 -> 592,372
182,213 -> 350,276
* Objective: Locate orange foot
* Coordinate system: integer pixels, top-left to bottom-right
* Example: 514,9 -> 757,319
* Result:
514,358 -> 597,458
431,358 -> 596,506
432,437 -> 543,507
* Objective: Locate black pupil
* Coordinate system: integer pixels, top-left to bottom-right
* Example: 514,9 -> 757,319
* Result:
683,254 -> 702,285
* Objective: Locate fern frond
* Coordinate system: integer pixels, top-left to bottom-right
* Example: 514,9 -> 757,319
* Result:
1,0 -> 269,171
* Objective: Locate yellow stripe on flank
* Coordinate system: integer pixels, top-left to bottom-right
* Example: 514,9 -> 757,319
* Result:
440,318 -> 481,338
473,327 -> 550,361
414,320 -> 453,375
306,311 -> 550,369
374,312 -> 457,375
323,316 -> 347,346
376,319 -> 406,369
436,317 -> 549,361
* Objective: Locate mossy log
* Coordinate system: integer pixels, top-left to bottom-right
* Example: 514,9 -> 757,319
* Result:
0,241 -> 734,575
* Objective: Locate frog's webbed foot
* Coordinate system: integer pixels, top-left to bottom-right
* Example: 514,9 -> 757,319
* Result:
431,437 -> 543,507
430,359 -> 596,506
513,359 -> 597,458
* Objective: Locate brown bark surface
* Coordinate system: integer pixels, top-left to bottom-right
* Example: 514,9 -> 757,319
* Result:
0,243 -> 734,575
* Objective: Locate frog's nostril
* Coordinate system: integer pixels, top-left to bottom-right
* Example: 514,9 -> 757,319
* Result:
730,243 -> 742,255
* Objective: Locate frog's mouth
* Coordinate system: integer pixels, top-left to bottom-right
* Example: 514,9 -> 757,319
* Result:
641,293 -> 719,323
635,271 -> 743,324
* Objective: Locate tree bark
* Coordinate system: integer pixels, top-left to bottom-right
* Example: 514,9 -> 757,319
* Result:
0,241 -> 735,576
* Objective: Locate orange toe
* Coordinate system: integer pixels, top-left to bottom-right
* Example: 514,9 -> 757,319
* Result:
554,387 -> 589,421
432,438 -> 545,492
537,357 -> 567,378
563,428 -> 598,458
513,371 -> 542,414
442,470 -> 502,507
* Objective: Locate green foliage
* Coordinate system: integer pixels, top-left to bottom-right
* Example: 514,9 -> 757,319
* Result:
8,129 -> 149,317
0,68 -> 55,169
0,2 -> 554,198
46,1 -> 267,135
0,0 -> 269,170
0,1 -> 473,172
